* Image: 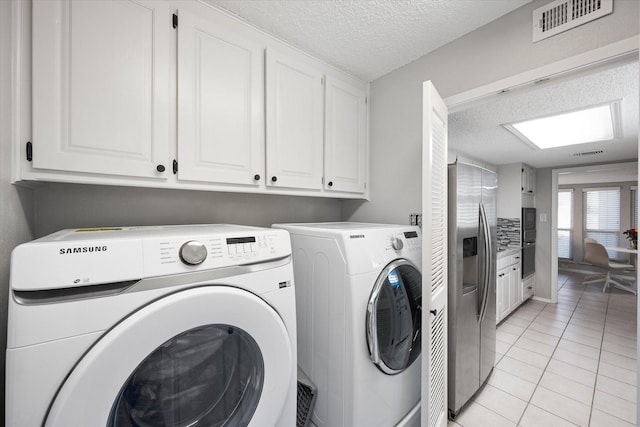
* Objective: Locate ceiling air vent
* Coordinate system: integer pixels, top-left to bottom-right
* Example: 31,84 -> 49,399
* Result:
572,150 -> 604,157
533,0 -> 613,42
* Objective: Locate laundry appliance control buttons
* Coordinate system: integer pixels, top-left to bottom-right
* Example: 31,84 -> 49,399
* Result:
391,236 -> 404,251
179,240 -> 208,265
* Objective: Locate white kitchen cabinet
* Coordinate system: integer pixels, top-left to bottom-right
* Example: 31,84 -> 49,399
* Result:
496,268 -> 511,323
32,0 -> 171,180
496,250 -> 522,323
177,9 -> 263,186
508,264 -> 521,309
522,275 -> 535,300
324,76 -> 367,193
265,48 -> 324,191
521,164 -> 535,194
498,162 -> 536,218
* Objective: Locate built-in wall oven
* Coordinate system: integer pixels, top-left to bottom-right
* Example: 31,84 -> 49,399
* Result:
522,208 -> 536,278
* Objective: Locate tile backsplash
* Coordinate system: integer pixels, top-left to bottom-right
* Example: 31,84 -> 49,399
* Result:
497,217 -> 520,247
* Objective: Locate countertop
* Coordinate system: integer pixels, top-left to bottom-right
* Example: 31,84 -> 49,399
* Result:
497,246 -> 521,257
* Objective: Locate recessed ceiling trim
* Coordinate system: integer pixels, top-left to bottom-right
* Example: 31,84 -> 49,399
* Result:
444,37 -> 638,113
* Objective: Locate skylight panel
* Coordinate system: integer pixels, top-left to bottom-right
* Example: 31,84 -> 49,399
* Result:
503,102 -> 621,149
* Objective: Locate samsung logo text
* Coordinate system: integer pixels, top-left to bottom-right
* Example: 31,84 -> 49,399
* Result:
59,246 -> 108,255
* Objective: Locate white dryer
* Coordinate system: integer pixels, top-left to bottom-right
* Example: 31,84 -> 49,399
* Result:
272,222 -> 422,427
6,225 -> 296,427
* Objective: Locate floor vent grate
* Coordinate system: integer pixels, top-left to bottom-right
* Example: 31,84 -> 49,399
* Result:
533,0 -> 613,42
296,368 -> 317,427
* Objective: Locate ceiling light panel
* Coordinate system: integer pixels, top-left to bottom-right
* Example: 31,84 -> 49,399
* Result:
503,102 -> 621,149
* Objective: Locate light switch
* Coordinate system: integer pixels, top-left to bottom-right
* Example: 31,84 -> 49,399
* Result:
540,213 -> 547,222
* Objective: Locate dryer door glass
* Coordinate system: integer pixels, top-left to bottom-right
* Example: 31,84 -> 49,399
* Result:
108,324 -> 264,427
366,259 -> 422,375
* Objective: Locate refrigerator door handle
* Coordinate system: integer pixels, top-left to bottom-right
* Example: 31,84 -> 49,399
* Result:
478,202 -> 492,323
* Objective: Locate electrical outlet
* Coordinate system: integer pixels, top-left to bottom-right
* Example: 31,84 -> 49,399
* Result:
410,213 -> 422,228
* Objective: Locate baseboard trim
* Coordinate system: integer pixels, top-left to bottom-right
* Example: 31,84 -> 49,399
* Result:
532,296 -> 552,303
558,267 -> 601,275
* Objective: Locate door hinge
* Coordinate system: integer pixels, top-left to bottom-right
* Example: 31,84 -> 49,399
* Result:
26,141 -> 32,162
365,97 -> 368,104
172,13 -> 178,29
172,159 -> 178,174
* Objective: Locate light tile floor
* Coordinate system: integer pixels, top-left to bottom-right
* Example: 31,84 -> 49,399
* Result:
449,270 -> 638,427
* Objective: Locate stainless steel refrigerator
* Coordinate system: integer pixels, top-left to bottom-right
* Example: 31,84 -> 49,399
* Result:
447,162 -> 497,419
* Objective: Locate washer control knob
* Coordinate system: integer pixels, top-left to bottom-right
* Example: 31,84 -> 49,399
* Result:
179,240 -> 207,265
391,236 -> 404,251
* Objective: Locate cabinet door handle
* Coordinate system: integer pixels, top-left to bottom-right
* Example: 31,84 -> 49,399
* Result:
271,176 -> 278,182
328,181 -> 333,187
513,267 -> 517,271
430,309 -> 437,316
254,174 -> 260,181
156,164 -> 165,173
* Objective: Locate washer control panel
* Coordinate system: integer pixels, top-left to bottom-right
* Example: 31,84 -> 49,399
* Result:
11,225 -> 292,291
150,230 -> 288,274
386,230 -> 420,254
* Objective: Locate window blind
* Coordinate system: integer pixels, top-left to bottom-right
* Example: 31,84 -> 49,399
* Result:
557,190 -> 573,259
584,187 -> 620,258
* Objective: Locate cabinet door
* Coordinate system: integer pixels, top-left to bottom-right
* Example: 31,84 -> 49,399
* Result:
521,165 -> 535,194
32,0 -> 170,179
497,271 -> 511,322
177,10 -> 263,186
265,49 -> 323,190
508,267 -> 520,309
522,275 -> 534,300
324,76 -> 367,193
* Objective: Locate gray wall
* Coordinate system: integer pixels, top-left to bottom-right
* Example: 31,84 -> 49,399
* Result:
343,0 -> 639,224
534,168 -> 553,300
33,183 -> 342,237
0,0 -> 35,418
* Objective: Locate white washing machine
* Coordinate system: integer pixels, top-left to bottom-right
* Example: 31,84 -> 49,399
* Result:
6,224 -> 297,427
272,222 -> 422,427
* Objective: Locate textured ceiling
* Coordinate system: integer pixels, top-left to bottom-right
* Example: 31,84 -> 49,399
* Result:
448,61 -> 639,168
203,0 -> 531,81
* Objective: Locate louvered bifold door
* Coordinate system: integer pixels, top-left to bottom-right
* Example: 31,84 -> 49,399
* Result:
421,81 -> 448,427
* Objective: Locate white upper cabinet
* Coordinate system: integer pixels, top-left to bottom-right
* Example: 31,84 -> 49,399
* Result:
265,49 -> 324,191
324,76 -> 367,193
32,0 -> 171,179
521,164 -> 535,194
177,9 -> 263,186
21,1 -> 368,198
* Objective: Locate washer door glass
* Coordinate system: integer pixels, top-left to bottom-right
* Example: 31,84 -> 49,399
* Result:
109,324 -> 263,427
366,259 -> 422,375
